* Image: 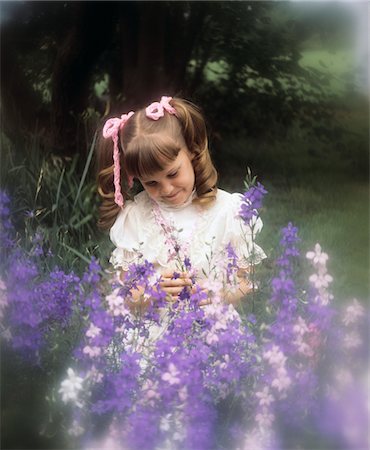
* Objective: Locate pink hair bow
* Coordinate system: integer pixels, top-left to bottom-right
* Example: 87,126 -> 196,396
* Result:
103,111 -> 134,208
145,96 -> 177,120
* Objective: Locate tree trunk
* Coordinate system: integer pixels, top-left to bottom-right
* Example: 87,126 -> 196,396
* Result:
0,24 -> 49,147
113,2 -> 208,112
50,2 -> 117,156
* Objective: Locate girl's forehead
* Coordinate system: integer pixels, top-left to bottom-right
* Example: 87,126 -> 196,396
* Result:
139,150 -> 186,180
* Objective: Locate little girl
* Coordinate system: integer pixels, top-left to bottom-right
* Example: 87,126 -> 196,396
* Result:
97,96 -> 265,306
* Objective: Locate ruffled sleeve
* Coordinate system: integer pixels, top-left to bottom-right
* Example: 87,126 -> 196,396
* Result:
223,192 -> 267,268
109,198 -> 145,270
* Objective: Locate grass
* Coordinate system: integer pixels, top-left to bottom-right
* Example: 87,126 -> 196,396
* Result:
260,178 -> 369,303
0,134 -> 104,275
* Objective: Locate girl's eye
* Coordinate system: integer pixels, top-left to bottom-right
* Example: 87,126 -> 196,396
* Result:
145,181 -> 157,187
168,171 -> 178,178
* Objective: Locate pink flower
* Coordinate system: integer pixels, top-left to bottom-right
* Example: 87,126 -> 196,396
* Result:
142,380 -> 161,404
162,363 -> 180,385
83,345 -> 101,358
106,288 -> 129,316
271,367 -> 291,392
293,316 -> 309,335
306,243 -> 329,266
86,323 -> 101,339
256,387 -> 274,406
343,332 -> 362,349
263,345 -> 287,366
0,278 -> 6,290
256,409 -> 275,428
342,298 -> 364,326
178,386 -> 188,402
205,329 -> 219,345
309,272 -> 333,289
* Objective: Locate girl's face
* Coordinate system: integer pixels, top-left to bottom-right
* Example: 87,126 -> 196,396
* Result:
139,149 -> 195,206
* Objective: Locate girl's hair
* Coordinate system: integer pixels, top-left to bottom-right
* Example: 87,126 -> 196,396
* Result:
97,97 -> 218,230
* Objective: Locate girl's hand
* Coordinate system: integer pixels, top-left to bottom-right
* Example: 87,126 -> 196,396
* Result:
159,271 -> 193,301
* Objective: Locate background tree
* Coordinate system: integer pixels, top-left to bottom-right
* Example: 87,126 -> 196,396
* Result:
0,1 -> 342,158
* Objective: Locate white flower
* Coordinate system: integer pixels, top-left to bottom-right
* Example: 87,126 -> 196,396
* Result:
0,281 -> 8,320
68,420 -> 84,437
59,368 -> 84,405
160,413 -> 172,432
2,328 -> 12,341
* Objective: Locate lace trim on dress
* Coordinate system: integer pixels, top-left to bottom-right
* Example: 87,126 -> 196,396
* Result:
110,247 -> 139,271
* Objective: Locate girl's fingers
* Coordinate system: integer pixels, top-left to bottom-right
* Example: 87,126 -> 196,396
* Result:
162,286 -> 188,295
160,271 -> 174,279
160,271 -> 190,280
159,278 -> 192,288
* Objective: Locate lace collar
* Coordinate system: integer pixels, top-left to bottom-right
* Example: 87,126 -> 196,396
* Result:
154,189 -> 197,212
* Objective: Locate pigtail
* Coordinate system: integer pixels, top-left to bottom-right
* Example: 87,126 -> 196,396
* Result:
96,130 -> 131,231
171,98 -> 218,206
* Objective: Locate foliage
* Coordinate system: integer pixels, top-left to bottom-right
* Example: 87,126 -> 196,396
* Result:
0,134 -> 104,273
1,1 -> 361,155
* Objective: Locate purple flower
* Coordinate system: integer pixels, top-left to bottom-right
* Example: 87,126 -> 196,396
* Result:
5,256 -> 81,360
239,182 -> 267,224
0,190 -> 14,251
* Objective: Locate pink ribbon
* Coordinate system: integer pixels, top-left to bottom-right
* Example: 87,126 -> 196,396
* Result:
103,112 -> 134,207
145,96 -> 177,120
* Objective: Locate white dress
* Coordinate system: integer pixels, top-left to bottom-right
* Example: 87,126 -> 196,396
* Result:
109,188 -> 266,278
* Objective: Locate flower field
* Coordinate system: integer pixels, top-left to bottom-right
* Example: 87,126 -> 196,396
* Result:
1,159 -> 368,449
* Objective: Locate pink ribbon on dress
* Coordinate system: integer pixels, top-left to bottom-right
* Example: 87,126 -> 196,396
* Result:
145,96 -> 177,120
103,111 -> 134,207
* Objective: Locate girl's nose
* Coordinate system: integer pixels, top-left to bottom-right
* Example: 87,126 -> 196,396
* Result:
160,181 -> 173,196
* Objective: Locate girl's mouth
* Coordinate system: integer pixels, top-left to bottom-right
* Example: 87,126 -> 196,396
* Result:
165,191 -> 181,201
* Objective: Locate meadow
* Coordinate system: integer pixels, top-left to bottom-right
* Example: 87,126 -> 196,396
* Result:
1,40 -> 368,449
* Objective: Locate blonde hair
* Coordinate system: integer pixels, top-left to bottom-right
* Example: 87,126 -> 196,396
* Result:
96,97 -> 218,230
